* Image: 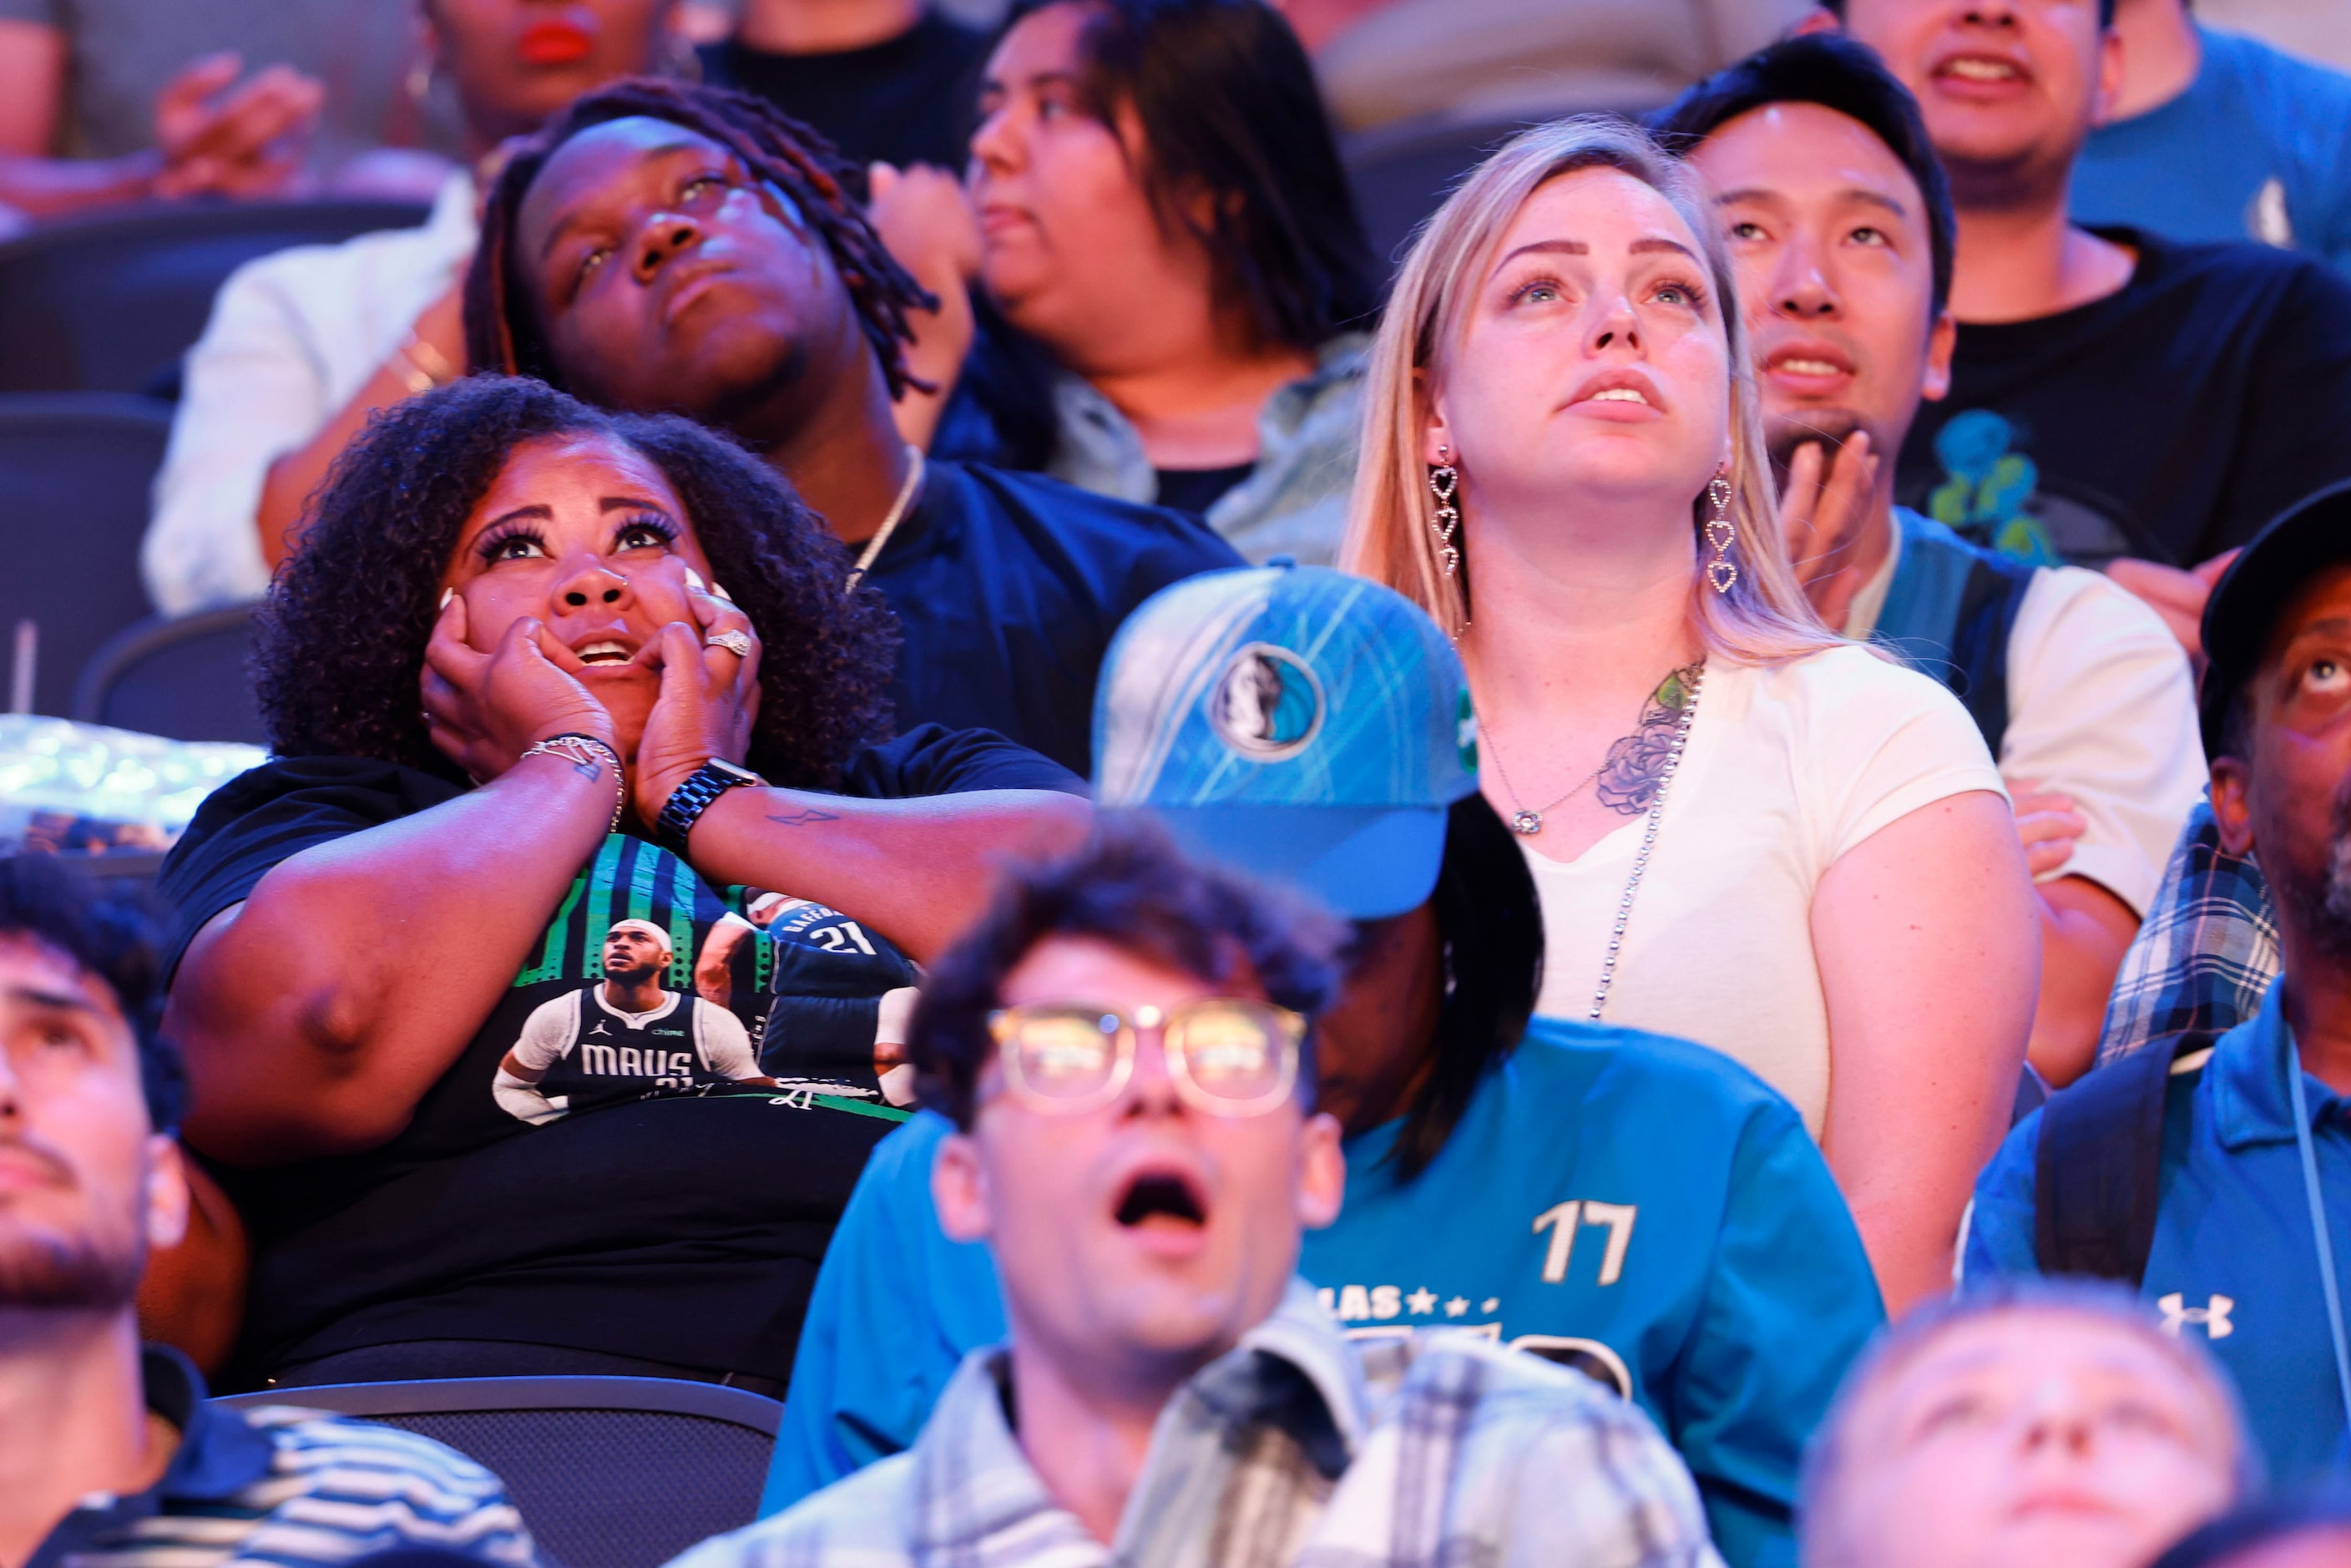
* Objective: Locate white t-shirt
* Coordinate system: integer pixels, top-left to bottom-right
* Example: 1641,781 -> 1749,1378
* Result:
143,172 -> 478,615
1846,522 -> 2204,916
1524,645 -> 2005,1134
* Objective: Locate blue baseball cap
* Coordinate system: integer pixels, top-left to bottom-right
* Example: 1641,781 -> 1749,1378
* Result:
1091,564 -> 1480,918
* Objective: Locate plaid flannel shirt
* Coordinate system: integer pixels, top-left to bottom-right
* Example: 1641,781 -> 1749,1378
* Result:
2096,797 -> 2281,1066
676,1282 -> 1721,1568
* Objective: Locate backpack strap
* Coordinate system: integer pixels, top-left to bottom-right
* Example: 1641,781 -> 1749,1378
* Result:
2032,1034 -> 2208,1284
1873,510 -> 2039,756
1943,550 -> 2036,752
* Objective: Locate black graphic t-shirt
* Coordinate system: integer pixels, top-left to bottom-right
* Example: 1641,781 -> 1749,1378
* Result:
1895,227 -> 2351,569
158,726 -> 1081,1383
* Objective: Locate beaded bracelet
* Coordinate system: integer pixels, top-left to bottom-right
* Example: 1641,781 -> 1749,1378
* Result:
520,732 -> 627,832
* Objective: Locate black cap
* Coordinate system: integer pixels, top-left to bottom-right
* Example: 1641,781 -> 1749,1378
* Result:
2200,478 -> 2351,759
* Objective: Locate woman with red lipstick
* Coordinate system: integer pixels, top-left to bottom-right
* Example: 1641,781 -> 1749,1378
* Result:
149,375 -> 1088,1392
149,0 -> 686,616
1341,117 -> 2040,1314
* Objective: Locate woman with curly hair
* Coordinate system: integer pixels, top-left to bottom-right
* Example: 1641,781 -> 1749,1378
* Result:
462,76 -> 1241,774
154,375 -> 1087,1392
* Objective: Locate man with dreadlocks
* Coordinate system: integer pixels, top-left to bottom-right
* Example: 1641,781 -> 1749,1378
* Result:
464,78 -> 1241,775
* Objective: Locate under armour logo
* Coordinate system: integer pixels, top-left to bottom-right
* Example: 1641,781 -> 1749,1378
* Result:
2157,1292 -> 2235,1340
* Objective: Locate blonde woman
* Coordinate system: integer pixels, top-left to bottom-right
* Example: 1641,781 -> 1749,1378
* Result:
1340,118 -> 2037,1311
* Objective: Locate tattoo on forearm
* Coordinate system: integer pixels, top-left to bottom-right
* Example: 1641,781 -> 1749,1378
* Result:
766,808 -> 842,827
1594,663 -> 1703,816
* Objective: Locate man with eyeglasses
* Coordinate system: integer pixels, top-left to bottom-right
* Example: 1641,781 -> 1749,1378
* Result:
759,564 -> 1884,1568
671,816 -> 1723,1566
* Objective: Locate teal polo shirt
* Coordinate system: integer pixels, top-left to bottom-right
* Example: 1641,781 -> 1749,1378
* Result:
766,1017 -> 1885,1568
1965,984 -> 2351,1485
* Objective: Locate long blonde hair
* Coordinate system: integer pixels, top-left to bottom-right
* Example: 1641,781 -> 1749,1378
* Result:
1338,116 -> 1837,661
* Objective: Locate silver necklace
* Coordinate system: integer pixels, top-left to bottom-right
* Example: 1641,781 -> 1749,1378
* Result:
1481,667 -> 1681,837
846,444 -> 927,589
1589,661 -> 1705,1021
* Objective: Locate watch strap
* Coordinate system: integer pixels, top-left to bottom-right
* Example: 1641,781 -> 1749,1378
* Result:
654,760 -> 763,856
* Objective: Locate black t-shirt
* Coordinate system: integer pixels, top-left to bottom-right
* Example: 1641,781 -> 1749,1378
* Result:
867,460 -> 1243,775
1152,463 -> 1256,520
156,726 -> 1080,1385
1894,227 -> 2351,568
698,11 -> 987,172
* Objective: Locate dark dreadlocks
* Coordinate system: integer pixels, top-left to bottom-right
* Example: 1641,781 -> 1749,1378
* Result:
255,375 -> 898,792
463,77 -> 933,400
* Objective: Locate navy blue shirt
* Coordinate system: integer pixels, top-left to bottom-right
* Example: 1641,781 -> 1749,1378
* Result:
31,1346 -> 531,1568
1967,984 -> 2351,1485
863,461 -> 1243,775
1893,229 -> 2351,569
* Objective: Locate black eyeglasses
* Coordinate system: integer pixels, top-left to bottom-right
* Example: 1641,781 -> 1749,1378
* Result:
983,998 -> 1305,1116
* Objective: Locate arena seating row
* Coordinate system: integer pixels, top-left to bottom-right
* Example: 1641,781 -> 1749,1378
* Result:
214,1376 -> 781,1568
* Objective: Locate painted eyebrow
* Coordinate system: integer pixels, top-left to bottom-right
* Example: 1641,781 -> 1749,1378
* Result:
600,497 -> 673,514
483,503 -> 553,530
1490,235 -> 1700,274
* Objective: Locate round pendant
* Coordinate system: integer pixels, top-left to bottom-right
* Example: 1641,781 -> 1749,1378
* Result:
1511,810 -> 1543,836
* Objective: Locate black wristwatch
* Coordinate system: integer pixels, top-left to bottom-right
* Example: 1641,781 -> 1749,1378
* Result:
654,757 -> 766,856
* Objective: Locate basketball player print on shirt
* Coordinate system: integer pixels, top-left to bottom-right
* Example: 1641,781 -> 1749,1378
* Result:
493,918 -> 780,1125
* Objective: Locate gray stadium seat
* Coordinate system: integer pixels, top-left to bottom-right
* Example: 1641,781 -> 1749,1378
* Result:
0,392 -> 174,717
0,197 -> 429,394
214,1376 -> 782,1568
73,605 -> 264,745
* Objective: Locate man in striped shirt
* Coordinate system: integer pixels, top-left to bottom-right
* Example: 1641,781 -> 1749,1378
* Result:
0,856 -> 537,1568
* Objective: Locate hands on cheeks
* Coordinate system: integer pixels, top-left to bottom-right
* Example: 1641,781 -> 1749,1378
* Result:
629,569 -> 765,823
421,594 -> 617,783
420,561 -> 763,831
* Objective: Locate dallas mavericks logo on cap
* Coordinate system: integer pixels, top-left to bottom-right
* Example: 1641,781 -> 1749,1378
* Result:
1210,644 -> 1324,761
1092,565 -> 1478,919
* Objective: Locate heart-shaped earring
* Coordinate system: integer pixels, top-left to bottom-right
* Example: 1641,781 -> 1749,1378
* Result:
1702,471 -> 1737,596
1428,445 -> 1462,579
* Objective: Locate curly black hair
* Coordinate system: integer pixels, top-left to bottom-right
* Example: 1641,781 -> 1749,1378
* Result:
463,77 -> 933,401
255,375 -> 899,791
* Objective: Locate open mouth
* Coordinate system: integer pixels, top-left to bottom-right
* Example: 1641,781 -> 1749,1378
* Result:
574,639 -> 637,667
1115,1171 -> 1208,1229
1762,344 -> 1858,387
1589,387 -> 1651,407
1934,53 -> 2028,88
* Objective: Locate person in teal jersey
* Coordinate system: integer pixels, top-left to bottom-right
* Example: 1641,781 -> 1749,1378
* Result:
1964,482 -> 2351,1488
2075,1 -> 2351,272
767,563 -> 1887,1568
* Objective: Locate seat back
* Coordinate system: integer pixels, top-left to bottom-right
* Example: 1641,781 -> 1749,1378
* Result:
72,605 -> 265,744
214,1376 -> 782,1568
0,198 -> 429,394
0,393 -> 174,716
